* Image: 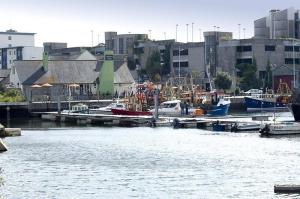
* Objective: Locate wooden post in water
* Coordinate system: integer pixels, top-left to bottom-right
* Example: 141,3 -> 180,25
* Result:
154,89 -> 159,119
6,106 -> 10,128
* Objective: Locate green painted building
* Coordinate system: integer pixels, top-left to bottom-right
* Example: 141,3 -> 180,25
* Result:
98,51 -> 114,95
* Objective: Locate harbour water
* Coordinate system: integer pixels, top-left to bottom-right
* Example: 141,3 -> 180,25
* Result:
1,114 -> 300,198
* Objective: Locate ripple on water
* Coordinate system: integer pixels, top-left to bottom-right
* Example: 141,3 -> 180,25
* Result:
1,127 -> 300,198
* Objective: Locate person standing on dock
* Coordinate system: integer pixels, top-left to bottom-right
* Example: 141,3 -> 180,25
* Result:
185,102 -> 189,115
180,102 -> 184,116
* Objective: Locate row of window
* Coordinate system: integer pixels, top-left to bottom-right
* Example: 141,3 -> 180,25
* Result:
173,61 -> 189,67
236,58 -> 300,65
236,45 -> 300,52
173,49 -> 189,56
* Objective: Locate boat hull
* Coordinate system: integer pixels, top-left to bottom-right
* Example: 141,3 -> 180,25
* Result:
244,97 -> 287,111
111,109 -> 152,116
260,123 -> 300,136
206,103 -> 230,117
290,103 -> 300,122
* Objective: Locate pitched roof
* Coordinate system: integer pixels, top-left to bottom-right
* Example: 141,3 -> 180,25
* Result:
114,63 -> 135,84
14,60 -> 42,84
0,69 -> 10,78
33,60 -> 99,85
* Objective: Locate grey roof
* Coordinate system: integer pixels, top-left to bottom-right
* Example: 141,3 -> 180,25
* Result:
33,60 -> 99,85
0,69 -> 11,78
14,60 -> 42,83
114,63 -> 135,84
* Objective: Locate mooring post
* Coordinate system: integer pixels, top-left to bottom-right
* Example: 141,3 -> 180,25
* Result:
154,88 -> 159,120
57,95 -> 61,116
6,106 -> 10,128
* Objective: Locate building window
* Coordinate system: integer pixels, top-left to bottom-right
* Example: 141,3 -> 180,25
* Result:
285,58 -> 300,64
285,46 -> 300,52
119,38 -> 124,54
236,45 -> 252,52
173,61 -> 189,67
173,49 -> 189,56
265,45 -> 276,51
8,36 -> 11,40
14,50 -> 16,55
12,66 -> 15,74
236,58 -> 253,65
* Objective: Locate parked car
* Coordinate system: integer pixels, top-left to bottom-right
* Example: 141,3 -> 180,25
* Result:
244,89 -> 263,95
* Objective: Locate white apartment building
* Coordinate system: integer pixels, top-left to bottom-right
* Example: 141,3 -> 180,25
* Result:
0,29 -> 42,69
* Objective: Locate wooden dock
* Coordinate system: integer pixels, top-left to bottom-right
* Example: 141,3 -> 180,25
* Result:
40,112 -> 266,130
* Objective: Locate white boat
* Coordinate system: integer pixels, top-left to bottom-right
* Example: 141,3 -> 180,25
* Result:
231,123 -> 262,132
62,103 -> 89,114
260,122 -> 300,136
89,102 -> 126,114
150,100 -> 182,116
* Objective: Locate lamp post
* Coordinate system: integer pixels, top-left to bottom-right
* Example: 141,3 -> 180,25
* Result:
175,24 -> 179,42
186,24 -> 189,43
238,24 -> 241,39
199,28 -> 202,42
191,23 -> 194,42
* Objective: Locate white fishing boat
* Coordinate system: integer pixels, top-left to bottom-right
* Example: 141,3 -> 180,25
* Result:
62,103 -> 89,114
230,123 -> 262,132
150,100 -> 182,116
259,122 -> 300,136
89,102 -> 126,114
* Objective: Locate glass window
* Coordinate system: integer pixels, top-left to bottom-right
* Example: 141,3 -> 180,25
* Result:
8,36 -> 11,40
265,45 -> 276,51
285,46 -> 300,52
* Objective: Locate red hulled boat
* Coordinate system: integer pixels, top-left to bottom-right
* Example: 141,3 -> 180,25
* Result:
111,108 -> 152,116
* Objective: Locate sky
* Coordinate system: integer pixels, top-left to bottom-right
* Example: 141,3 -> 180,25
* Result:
0,0 -> 299,47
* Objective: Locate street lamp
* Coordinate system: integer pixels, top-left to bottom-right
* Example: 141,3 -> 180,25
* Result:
175,24 -> 179,42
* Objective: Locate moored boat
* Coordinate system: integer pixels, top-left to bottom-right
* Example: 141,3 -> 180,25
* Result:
244,95 -> 289,111
111,108 -> 152,116
259,122 -> 300,136
89,102 -> 126,114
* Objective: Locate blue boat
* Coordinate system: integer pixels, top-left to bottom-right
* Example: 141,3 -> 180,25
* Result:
206,100 -> 231,116
244,96 -> 288,111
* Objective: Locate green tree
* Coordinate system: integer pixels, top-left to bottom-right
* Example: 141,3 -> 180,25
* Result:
265,59 -> 273,89
235,59 -> 260,91
162,43 -> 171,75
127,56 -> 136,70
214,72 -> 232,91
145,50 -> 162,81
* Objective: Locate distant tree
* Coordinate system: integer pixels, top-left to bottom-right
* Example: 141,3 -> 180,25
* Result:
235,58 -> 260,91
214,72 -> 232,91
265,59 -> 273,89
145,50 -> 162,81
162,43 -> 171,75
127,56 -> 136,70
0,83 -> 5,93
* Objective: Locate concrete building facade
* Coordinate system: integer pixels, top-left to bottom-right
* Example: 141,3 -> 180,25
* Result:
0,46 -> 43,69
204,31 -> 233,77
255,8 -> 300,39
105,32 -> 148,55
218,38 -> 300,89
171,42 -> 206,78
